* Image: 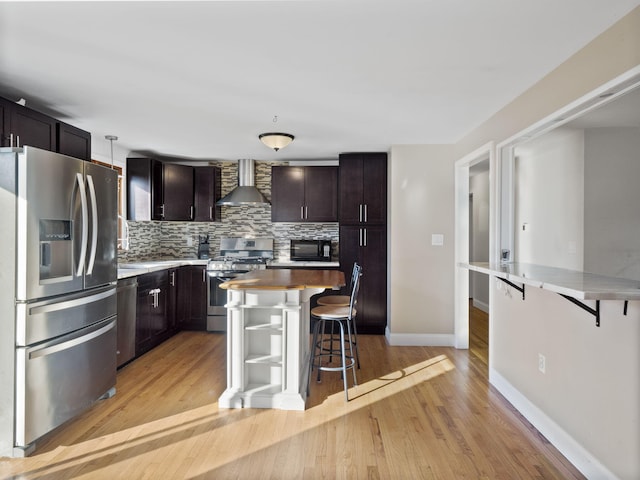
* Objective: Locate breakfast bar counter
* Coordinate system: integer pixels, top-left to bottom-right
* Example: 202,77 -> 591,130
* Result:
218,269 -> 345,410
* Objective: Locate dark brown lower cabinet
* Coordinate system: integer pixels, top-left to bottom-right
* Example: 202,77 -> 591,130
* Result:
339,225 -> 387,334
177,265 -> 207,331
135,270 -> 172,356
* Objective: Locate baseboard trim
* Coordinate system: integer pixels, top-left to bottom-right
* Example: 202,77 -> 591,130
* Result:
489,368 -> 619,480
385,327 -> 455,346
472,298 -> 489,313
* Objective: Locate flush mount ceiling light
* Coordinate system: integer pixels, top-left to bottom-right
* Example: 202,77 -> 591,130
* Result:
259,132 -> 294,151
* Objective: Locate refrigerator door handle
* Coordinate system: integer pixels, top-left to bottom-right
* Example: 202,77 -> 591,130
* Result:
75,173 -> 89,277
86,174 -> 98,275
27,320 -> 115,360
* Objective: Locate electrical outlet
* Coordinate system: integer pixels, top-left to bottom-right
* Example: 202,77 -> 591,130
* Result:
186,236 -> 193,247
538,353 -> 546,374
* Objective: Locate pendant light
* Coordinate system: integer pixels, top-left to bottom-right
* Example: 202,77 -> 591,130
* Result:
105,135 -> 118,169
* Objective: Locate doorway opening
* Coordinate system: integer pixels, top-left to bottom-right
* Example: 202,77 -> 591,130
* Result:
454,143 -> 495,353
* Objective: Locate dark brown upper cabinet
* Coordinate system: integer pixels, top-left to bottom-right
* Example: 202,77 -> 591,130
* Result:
193,166 -> 222,222
127,158 -> 194,221
271,165 -> 338,222
0,97 -> 57,151
338,153 -> 387,225
1,96 -> 91,160
57,121 -> 91,161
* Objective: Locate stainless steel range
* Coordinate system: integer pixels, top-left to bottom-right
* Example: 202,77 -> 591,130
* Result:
206,237 -> 273,331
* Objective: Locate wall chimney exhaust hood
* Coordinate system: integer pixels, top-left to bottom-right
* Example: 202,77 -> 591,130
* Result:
216,159 -> 270,206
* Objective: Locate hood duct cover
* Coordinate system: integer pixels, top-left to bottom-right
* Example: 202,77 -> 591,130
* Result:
216,159 -> 270,206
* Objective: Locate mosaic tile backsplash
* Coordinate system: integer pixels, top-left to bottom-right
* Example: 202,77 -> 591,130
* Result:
118,161 -> 339,262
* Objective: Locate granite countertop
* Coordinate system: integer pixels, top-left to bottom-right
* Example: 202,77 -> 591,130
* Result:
463,261 -> 640,301
220,268 -> 345,291
117,259 -> 209,279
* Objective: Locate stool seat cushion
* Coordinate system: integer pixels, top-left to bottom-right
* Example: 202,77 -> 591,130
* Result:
311,305 -> 356,319
316,295 -> 350,306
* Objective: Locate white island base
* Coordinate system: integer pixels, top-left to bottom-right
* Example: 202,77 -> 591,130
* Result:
218,286 -> 325,411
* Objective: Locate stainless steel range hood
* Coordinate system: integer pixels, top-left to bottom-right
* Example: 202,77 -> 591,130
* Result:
216,159 -> 270,206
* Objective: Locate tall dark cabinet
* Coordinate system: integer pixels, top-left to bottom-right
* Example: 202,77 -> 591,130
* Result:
338,152 -> 387,334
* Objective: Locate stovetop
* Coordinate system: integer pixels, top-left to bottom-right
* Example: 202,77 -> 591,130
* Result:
208,237 -> 273,272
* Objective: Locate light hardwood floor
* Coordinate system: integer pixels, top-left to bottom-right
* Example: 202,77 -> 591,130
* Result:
0,309 -> 585,479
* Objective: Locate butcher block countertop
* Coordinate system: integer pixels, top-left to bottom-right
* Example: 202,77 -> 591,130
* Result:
220,268 -> 345,291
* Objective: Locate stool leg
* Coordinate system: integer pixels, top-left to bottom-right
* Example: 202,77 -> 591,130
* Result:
344,318 -> 357,388
308,318 -> 321,395
338,321 -> 349,402
350,318 -> 361,369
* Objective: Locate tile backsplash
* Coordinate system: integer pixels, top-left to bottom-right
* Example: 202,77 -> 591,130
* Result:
119,160 -> 339,262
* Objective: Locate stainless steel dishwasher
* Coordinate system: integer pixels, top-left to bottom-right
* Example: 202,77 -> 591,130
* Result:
116,277 -> 138,368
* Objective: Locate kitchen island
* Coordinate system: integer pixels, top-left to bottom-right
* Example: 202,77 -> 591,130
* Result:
218,269 -> 345,410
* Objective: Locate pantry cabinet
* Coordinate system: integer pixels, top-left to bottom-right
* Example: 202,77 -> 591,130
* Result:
338,152 -> 387,225
338,225 -> 387,334
338,152 -> 387,334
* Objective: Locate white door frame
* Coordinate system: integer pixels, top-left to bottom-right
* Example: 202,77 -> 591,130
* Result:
454,142 -> 496,349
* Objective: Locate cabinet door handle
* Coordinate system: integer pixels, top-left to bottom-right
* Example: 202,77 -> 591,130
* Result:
364,204 -> 368,223
300,206 -> 304,220
363,228 -> 367,247
160,204 -> 165,219
359,228 -> 363,247
149,289 -> 157,308
10,133 -> 14,148
170,271 -> 176,286
190,205 -> 194,220
358,204 -> 363,222
305,206 -> 308,219
202,268 -> 206,283
209,206 -> 213,220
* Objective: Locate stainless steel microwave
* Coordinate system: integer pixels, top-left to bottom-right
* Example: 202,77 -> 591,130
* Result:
290,239 -> 332,262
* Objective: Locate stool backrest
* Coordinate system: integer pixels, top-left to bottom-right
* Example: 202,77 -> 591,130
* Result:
348,262 -> 360,290
348,264 -> 363,317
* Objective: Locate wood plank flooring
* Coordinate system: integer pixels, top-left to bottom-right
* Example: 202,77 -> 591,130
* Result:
0,310 -> 585,479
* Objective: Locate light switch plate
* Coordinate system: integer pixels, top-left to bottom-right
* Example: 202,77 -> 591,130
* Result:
431,234 -> 444,246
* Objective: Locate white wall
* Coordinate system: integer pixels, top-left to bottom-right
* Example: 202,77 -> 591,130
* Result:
469,170 -> 490,309
387,145 -> 455,345
451,6 -> 640,479
584,127 -> 640,280
513,128 -> 584,270
492,284 -> 640,478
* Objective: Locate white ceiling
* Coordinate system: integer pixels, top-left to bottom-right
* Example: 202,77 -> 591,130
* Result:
1,1 -> 639,163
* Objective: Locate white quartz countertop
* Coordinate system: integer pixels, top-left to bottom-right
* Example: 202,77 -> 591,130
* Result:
463,262 -> 640,301
117,259 -> 209,279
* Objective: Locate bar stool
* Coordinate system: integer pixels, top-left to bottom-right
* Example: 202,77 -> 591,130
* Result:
315,262 -> 361,368
316,262 -> 359,307
308,264 -> 362,401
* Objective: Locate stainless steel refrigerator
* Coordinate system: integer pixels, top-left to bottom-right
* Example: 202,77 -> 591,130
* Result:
0,146 -> 118,457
